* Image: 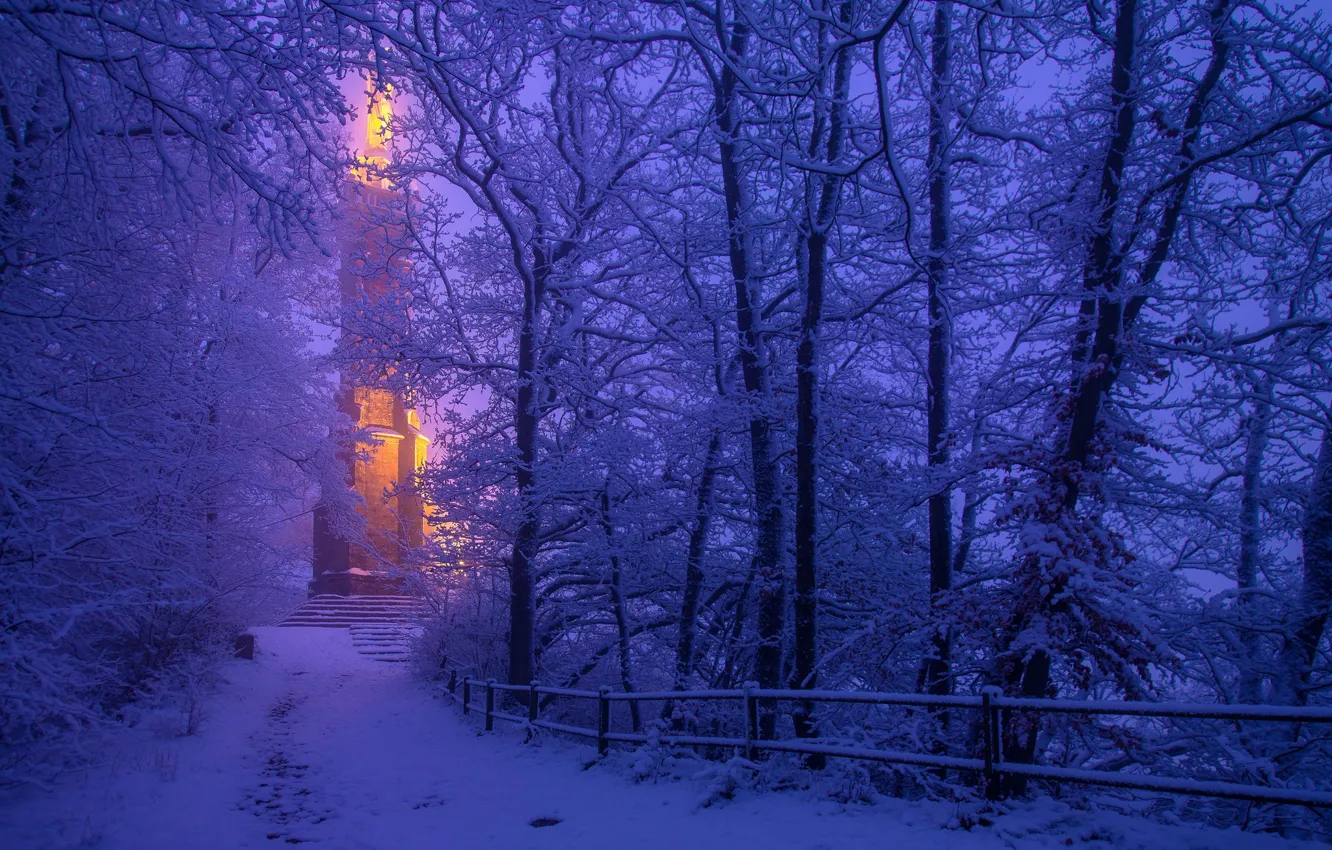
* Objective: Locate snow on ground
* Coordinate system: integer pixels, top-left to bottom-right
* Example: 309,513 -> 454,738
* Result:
0,627 -> 1319,850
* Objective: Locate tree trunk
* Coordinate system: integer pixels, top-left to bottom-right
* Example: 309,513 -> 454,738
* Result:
1004,0 -> 1236,790
952,486 -> 979,577
675,430 -> 722,691
712,16 -> 785,718
792,225 -> 824,751
601,487 -> 640,731
792,0 -> 854,763
1275,426 -> 1332,706
1002,0 -> 1140,788
1238,390 -> 1272,703
507,272 -> 540,686
920,0 -> 955,707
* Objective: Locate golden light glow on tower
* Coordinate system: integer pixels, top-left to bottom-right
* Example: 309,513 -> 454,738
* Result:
366,83 -> 392,154
354,79 -> 393,187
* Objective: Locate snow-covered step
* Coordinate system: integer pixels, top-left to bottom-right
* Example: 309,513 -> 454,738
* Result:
349,623 -> 416,663
278,595 -> 429,628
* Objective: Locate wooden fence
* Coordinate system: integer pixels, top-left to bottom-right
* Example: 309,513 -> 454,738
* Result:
448,674 -> 1332,809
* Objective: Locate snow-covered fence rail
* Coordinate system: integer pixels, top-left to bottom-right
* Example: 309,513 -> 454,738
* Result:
455,677 -> 1332,808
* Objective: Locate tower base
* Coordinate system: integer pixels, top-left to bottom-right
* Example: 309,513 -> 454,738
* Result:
309,570 -> 405,597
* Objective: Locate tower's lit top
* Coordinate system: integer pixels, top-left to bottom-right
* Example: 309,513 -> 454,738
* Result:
355,78 -> 392,188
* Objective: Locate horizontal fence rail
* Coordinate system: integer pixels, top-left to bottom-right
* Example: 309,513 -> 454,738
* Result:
453,676 -> 1332,809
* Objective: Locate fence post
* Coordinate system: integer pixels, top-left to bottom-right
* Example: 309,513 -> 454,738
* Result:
597,686 -> 612,757
981,686 -> 1002,800
485,679 -> 496,732
448,669 -> 458,695
743,681 -> 758,761
463,678 -> 471,715
529,680 -> 540,724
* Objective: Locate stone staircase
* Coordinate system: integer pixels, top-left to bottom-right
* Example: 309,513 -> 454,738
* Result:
278,595 -> 428,663
279,594 -> 427,628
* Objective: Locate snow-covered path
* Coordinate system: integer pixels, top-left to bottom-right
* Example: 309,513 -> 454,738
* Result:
0,628 -> 1316,850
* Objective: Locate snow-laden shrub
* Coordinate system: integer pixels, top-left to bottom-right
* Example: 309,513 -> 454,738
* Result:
407,568 -> 510,684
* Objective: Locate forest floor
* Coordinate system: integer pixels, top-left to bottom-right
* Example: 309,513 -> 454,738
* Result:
0,627 -> 1320,850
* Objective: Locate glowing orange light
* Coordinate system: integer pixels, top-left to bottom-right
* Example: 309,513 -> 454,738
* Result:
367,83 -> 392,153
354,79 -> 393,187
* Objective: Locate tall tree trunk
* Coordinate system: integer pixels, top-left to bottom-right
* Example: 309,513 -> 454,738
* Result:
1004,0 -> 1235,791
1001,0 -> 1141,789
508,270 -> 540,686
1238,389 -> 1272,703
792,0 -> 854,762
920,0 -> 955,707
1275,426 -> 1332,706
712,14 -> 785,719
792,225 -> 824,751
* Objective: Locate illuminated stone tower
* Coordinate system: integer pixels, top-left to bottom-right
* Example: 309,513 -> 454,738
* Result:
311,83 -> 429,597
